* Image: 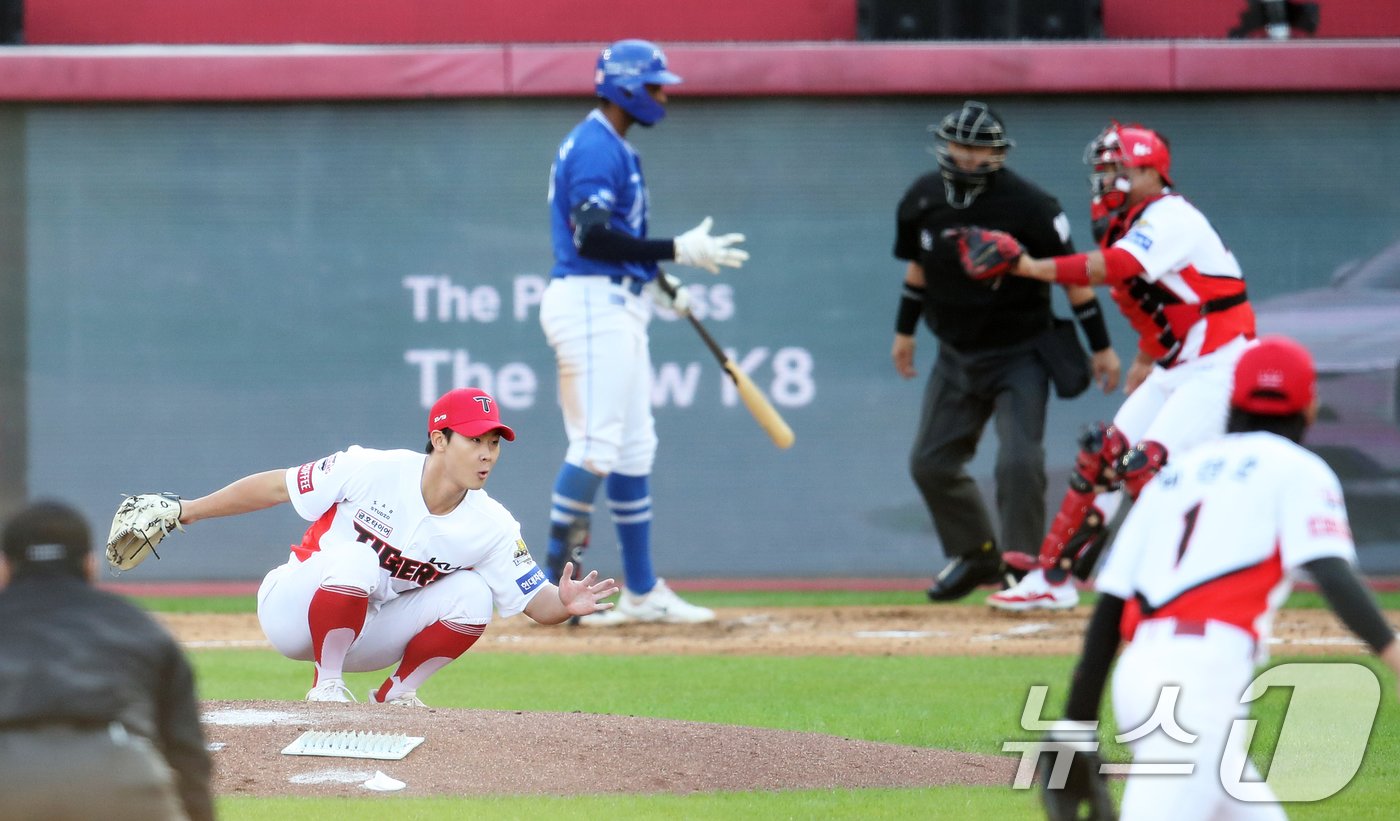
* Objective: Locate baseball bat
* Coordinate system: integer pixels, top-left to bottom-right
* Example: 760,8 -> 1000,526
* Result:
657,274 -> 795,450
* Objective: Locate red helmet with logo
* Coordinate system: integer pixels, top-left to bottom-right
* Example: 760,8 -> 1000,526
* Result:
1084,121 -> 1172,209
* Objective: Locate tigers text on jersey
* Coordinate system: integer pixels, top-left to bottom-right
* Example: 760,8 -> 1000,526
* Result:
1096,431 -> 1354,660
284,446 -> 544,617
549,109 -> 657,282
1108,193 -> 1254,363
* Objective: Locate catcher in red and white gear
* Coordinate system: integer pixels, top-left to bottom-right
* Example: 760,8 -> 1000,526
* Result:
112,388 -> 619,705
951,122 -> 1256,611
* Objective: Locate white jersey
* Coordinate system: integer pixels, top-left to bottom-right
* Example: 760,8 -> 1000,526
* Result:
1096,431 -> 1354,661
283,446 -> 545,617
1111,193 -> 1252,364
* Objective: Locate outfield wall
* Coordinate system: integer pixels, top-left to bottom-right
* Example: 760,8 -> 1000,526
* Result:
3,44 -> 1400,579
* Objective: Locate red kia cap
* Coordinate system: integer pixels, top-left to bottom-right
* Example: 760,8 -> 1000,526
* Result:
1231,336 -> 1316,416
428,388 -> 515,441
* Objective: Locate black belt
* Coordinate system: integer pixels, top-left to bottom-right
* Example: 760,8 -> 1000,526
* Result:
1155,289 -> 1249,368
1201,289 -> 1248,314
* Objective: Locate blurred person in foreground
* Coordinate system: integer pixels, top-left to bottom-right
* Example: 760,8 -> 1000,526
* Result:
0,500 -> 213,821
1041,337 -> 1400,819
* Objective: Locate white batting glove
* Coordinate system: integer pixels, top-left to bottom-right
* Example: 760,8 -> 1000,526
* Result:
646,273 -> 691,315
673,216 -> 749,274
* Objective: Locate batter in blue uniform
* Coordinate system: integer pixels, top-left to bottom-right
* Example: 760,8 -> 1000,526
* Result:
541,39 -> 748,625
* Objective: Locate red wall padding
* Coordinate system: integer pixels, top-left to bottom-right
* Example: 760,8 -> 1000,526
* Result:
1,42 -> 1397,102
24,0 -> 858,45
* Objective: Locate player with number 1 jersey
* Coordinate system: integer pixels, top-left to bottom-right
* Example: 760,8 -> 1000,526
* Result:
1046,337 -> 1400,818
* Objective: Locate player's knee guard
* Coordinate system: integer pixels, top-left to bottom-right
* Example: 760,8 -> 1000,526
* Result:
1069,422 -> 1131,493
1118,440 -> 1168,498
1064,507 -> 1109,581
1036,423 -> 1127,579
546,516 -> 590,583
1038,493 -> 1108,581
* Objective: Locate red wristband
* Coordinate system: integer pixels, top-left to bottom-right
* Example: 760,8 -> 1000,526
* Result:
1053,253 -> 1092,285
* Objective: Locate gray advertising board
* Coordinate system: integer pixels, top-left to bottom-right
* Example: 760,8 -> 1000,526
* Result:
16,95 -> 1400,578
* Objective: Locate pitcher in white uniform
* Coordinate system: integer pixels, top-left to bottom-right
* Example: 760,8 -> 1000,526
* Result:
1042,336 -> 1400,819
159,387 -> 619,705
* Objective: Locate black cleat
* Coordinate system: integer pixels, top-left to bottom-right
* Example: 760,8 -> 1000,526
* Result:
926,554 -> 1005,602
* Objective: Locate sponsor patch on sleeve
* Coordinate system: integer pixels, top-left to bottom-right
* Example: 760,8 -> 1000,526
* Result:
1124,230 -> 1153,252
1307,515 -> 1351,539
295,461 -> 316,494
515,566 -> 547,595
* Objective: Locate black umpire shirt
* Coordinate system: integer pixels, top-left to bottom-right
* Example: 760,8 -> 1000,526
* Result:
894,168 -> 1075,352
0,573 -> 213,821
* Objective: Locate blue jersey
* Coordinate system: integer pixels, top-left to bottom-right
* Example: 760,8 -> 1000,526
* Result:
548,110 -> 658,282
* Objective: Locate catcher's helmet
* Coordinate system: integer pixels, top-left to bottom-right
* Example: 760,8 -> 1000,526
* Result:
1084,121 -> 1173,208
933,100 -> 1014,209
594,39 -> 682,127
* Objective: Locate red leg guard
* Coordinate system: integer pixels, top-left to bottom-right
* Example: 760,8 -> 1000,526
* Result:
1036,422 -> 1129,575
1069,422 -> 1131,493
1119,440 -> 1169,498
1038,489 -> 1097,568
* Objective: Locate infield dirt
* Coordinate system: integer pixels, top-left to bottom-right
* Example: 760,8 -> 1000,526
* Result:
180,605 -> 1375,797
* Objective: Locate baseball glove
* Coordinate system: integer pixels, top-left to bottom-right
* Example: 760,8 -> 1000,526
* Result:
1040,744 -> 1116,821
106,493 -> 184,571
942,226 -> 1026,281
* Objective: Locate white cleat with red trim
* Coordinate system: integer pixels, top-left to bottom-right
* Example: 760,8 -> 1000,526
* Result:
987,568 -> 1079,611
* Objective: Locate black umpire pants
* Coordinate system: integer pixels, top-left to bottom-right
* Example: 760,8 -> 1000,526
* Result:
910,338 -> 1049,562
0,723 -> 189,820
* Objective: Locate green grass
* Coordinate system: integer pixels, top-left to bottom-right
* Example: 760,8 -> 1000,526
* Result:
195,651 -> 1077,751
143,587 -> 1400,819
218,788 -> 1039,820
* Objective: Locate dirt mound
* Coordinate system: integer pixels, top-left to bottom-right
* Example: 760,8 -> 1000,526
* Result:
184,605 -> 1374,797
204,700 -> 1017,797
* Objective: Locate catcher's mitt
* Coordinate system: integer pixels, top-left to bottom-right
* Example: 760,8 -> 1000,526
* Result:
106,493 -> 184,571
942,226 -> 1026,281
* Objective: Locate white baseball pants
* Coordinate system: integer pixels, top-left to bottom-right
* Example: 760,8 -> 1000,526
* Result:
256,549 -> 493,672
540,276 -> 658,476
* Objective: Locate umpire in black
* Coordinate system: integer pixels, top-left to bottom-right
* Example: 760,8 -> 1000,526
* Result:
892,101 -> 1120,601
0,500 -> 214,821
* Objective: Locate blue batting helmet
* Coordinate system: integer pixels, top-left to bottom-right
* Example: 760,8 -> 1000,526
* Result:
594,39 -> 682,127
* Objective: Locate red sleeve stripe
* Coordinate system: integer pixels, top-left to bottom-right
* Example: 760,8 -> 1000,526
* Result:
1100,247 -> 1145,284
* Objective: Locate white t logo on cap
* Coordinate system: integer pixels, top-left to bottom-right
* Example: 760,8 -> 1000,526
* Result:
475,396 -> 492,413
